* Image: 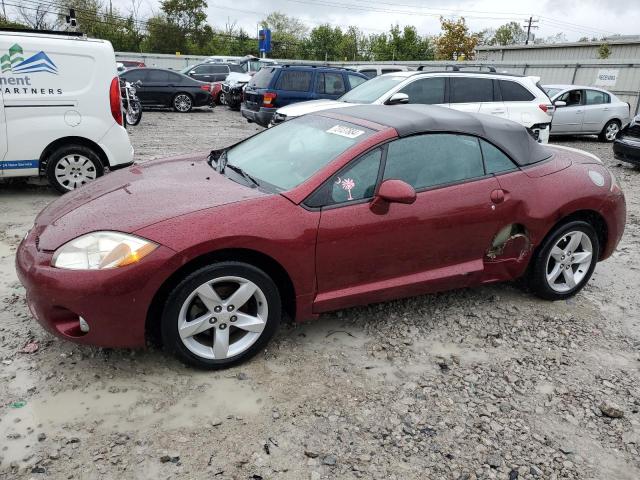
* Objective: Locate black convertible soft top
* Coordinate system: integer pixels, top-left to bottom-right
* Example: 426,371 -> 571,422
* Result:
323,104 -> 553,166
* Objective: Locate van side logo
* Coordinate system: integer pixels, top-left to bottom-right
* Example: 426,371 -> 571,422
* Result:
1,43 -> 58,74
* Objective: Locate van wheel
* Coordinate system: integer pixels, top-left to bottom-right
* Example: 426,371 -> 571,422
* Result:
173,93 -> 193,112
45,144 -> 104,194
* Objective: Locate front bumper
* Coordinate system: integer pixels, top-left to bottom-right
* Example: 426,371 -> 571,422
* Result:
15,229 -> 177,349
241,105 -> 275,128
613,137 -> 640,166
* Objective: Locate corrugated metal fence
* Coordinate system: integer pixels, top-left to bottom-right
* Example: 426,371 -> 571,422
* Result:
116,53 -> 640,114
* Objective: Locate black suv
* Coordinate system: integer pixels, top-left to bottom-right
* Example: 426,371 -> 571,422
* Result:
241,65 -> 368,127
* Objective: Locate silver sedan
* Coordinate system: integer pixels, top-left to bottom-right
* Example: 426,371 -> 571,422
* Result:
544,84 -> 631,142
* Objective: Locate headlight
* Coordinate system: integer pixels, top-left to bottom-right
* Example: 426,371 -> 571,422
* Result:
52,232 -> 158,270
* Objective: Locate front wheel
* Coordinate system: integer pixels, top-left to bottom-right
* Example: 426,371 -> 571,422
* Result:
161,262 -> 281,369
172,93 -> 193,112
45,144 -> 104,194
599,120 -> 620,142
527,221 -> 599,300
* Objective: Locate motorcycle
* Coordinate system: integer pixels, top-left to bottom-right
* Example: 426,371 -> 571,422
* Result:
120,78 -> 143,126
221,72 -> 251,111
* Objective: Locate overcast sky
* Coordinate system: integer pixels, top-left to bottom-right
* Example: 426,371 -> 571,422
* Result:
110,0 -> 638,41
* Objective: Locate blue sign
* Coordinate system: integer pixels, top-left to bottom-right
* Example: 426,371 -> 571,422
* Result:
259,29 -> 271,53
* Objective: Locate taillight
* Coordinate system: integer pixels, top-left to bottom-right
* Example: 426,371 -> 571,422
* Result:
262,92 -> 277,107
109,77 -> 123,126
539,103 -> 554,115
200,84 -> 211,92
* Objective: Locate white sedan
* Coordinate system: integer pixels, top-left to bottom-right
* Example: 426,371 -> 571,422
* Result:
544,84 -> 631,142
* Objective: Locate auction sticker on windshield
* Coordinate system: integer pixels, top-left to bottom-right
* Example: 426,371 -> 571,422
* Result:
326,125 -> 365,139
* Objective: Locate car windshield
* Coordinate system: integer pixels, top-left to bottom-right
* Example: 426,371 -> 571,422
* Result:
338,75 -> 406,103
224,115 -> 373,191
179,66 -> 192,74
544,87 -> 563,98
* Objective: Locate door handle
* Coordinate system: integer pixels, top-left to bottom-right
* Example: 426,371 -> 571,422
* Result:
490,189 -> 505,204
576,109 -> 583,113
491,109 -> 505,114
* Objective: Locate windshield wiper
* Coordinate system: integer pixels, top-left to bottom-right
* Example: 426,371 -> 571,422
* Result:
224,163 -> 261,188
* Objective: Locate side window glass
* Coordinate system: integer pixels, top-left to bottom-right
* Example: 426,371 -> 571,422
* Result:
381,69 -> 401,74
360,69 -> 377,78
480,140 -> 517,174
450,77 -> 494,103
559,89 -> 582,106
307,149 -> 382,207
499,80 -> 535,101
585,90 -> 606,105
147,70 -> 170,82
383,134 -> 484,190
329,149 -> 382,204
319,73 -> 345,95
398,77 -> 445,104
348,74 -> 367,88
276,71 -> 312,91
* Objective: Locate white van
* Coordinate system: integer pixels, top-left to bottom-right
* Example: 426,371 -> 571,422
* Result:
0,30 -> 133,193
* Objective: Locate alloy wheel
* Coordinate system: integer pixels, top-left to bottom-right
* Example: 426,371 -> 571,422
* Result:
605,122 -> 620,141
177,276 -> 268,360
174,94 -> 192,112
545,230 -> 594,293
54,154 -> 97,191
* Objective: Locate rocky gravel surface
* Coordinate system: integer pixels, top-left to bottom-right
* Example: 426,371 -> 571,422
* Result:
1,107 -> 639,479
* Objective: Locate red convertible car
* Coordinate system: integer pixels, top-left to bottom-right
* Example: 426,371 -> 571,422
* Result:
16,105 -> 626,369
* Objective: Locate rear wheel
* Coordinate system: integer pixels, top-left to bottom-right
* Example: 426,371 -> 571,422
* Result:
172,93 -> 193,112
528,221 -> 599,300
45,144 -> 104,194
599,120 -> 620,142
161,262 -> 281,369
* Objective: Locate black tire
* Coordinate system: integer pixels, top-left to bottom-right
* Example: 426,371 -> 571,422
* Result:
218,92 -> 226,105
527,221 -> 599,300
161,262 -> 281,369
45,144 -> 104,194
598,119 -> 621,142
125,100 -> 142,126
172,92 -> 193,112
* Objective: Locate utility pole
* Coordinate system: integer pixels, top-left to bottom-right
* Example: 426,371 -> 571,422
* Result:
523,16 -> 539,45
2,0 -> 6,20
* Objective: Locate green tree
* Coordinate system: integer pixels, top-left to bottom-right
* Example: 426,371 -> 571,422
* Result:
435,17 -> 477,60
305,24 -> 343,60
598,42 -> 612,59
493,21 -> 526,46
142,14 -> 186,54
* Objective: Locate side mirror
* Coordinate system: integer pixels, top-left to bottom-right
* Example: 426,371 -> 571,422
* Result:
371,179 -> 416,212
554,100 -> 566,107
385,92 -> 409,105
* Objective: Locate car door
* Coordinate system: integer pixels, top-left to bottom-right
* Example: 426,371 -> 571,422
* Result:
314,72 -> 347,100
139,69 -> 171,105
551,89 -> 585,134
313,134 -> 503,312
484,79 -> 535,121
122,69 -> 149,103
449,76 -> 494,113
582,89 -> 610,133
396,77 -> 446,106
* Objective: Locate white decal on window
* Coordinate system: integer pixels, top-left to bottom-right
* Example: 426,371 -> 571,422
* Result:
326,125 -> 365,139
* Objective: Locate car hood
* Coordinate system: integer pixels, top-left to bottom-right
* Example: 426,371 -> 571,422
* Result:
35,153 -> 267,251
277,99 -> 354,117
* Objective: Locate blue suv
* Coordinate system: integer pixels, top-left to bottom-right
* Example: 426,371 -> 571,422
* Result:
241,65 -> 369,127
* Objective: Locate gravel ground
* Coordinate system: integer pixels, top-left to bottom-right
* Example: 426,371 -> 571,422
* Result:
1,107 -> 639,480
